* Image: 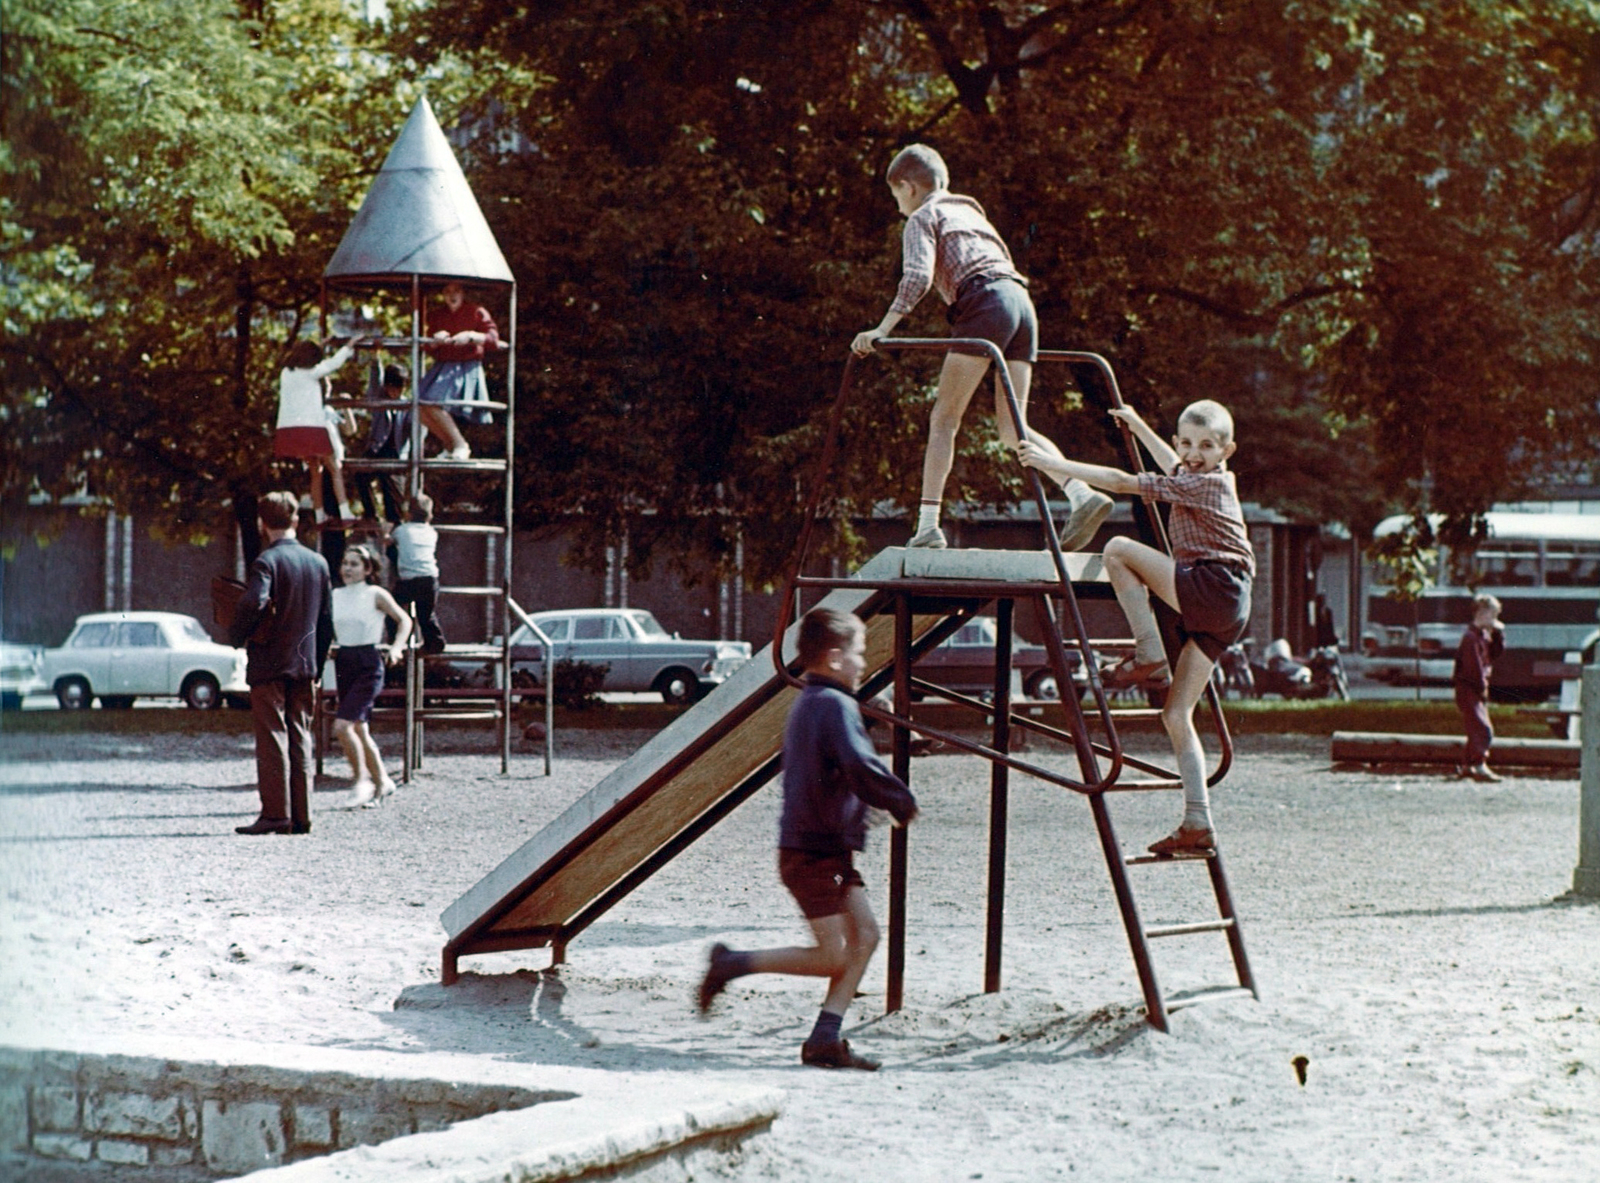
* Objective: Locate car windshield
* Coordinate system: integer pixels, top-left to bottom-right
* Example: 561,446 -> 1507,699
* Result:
174,617 -> 212,644
628,611 -> 670,638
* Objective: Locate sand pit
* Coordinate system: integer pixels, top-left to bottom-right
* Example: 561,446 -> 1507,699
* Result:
2,720 -> 1597,1180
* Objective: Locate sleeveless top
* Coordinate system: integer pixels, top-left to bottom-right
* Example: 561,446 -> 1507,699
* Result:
332,583 -> 386,647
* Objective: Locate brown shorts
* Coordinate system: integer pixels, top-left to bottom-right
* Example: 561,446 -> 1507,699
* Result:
778,849 -> 865,920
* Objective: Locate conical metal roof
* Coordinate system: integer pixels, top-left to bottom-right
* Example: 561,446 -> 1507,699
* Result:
324,96 -> 513,285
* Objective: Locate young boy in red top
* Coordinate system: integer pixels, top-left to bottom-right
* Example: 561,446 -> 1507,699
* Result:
851,144 -> 1111,552
1019,399 -> 1254,857
1453,594 -> 1505,782
696,608 -> 918,1070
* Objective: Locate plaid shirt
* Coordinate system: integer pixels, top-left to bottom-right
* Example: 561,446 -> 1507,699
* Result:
889,193 -> 1026,317
1136,468 -> 1256,577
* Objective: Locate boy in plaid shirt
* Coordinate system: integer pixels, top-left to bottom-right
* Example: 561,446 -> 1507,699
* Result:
1019,399 -> 1254,857
851,143 -> 1112,552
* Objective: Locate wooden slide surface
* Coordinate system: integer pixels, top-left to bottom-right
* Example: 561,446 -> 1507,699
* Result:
441,547 -> 1105,966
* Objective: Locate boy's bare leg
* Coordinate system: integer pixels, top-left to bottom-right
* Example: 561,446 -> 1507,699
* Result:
914,353 -> 991,543
1103,536 -> 1177,674
991,361 -> 1112,550
1153,642 -> 1219,851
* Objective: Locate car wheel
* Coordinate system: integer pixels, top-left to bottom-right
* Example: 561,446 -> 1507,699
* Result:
655,668 -> 700,705
56,677 -> 92,711
181,672 -> 221,710
99,695 -> 136,710
1025,670 -> 1061,701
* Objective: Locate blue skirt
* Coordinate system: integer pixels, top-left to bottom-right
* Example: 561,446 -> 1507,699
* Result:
416,360 -> 491,425
334,645 -> 385,723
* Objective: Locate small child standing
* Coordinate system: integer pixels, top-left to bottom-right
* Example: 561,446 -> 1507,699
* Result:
851,143 -> 1111,552
274,339 -> 359,526
392,493 -> 446,655
1018,399 -> 1254,857
1453,594 -> 1505,782
697,607 -> 918,1070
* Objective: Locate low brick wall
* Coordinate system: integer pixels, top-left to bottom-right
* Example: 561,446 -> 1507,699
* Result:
0,1044 -> 573,1175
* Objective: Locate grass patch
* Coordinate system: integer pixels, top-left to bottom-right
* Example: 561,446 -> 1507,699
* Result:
1203,698 -> 1553,739
0,707 -> 256,736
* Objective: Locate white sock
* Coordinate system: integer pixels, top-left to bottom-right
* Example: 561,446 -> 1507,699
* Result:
1113,579 -> 1166,667
1060,477 -> 1093,506
1176,739 -> 1212,830
917,501 -> 941,535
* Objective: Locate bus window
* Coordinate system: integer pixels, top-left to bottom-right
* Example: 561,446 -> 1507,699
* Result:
1543,543 -> 1600,587
1472,543 -> 1540,587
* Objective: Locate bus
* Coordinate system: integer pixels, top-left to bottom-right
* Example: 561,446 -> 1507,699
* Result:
1362,512 -> 1600,699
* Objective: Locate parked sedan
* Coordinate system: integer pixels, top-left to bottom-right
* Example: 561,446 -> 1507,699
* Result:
913,616 -> 1083,701
1,640 -> 44,710
507,608 -> 751,704
40,611 -> 249,710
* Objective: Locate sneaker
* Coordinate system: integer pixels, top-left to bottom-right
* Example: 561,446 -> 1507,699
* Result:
446,443 -> 472,461
1057,489 -> 1114,552
696,943 -> 735,1015
1148,825 -> 1216,858
1101,655 -> 1171,690
375,777 -> 397,800
343,778 -> 377,809
1468,764 -> 1502,783
907,525 -> 947,549
800,1038 -> 880,1071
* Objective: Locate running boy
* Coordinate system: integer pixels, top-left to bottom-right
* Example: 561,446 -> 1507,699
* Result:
1452,593 -> 1505,782
697,607 -> 918,1070
1018,399 -> 1254,857
851,143 -> 1111,552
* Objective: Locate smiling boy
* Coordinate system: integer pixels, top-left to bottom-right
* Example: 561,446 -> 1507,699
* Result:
1017,399 -> 1254,857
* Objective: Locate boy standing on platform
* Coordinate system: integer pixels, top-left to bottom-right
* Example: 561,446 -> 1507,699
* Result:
851,143 -> 1111,552
392,492 -> 446,655
1453,594 -> 1505,782
1018,399 -> 1254,857
697,608 -> 917,1071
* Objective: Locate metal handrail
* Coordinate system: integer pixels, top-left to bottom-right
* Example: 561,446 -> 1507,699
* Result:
772,341 -> 1235,793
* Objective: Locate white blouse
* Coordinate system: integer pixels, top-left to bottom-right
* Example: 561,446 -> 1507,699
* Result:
332,582 -> 386,647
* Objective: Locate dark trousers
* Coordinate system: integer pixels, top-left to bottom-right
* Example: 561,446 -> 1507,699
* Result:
250,677 -> 315,826
395,575 -> 446,653
1455,685 -> 1494,767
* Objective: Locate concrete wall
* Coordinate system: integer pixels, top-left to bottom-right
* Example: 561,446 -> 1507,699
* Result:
0,1043 -> 568,1176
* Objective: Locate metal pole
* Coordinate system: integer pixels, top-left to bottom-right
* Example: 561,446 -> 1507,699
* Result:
985,597 -> 1012,993
503,282 -> 517,776
887,594 -> 912,1013
1574,666 -> 1600,897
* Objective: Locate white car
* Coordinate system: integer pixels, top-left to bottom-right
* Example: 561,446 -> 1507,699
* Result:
40,611 -> 249,710
508,608 -> 752,704
1,640 -> 44,710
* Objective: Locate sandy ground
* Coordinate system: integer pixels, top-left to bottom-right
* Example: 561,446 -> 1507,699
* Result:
1,719 -> 1597,1182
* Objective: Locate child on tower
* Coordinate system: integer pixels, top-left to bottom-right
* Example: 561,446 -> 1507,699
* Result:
274,340 -> 359,525
851,143 -> 1111,552
696,607 -> 917,1070
1018,399 -> 1254,857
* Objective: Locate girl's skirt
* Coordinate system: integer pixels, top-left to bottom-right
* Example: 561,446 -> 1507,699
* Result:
334,645 -> 385,723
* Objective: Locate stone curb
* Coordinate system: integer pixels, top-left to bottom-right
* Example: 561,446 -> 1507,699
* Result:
233,1086 -> 784,1182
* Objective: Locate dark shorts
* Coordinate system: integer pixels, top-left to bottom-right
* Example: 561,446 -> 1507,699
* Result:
778,849 -> 865,920
947,276 -> 1038,364
334,645 -> 385,722
1173,562 -> 1252,662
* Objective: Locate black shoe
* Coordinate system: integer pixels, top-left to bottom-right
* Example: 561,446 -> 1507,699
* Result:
423,638 -> 447,655
235,818 -> 293,835
290,821 -> 312,834
696,943 -> 734,1015
801,1038 -> 880,1071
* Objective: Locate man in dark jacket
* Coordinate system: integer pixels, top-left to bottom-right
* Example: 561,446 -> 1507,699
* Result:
696,607 -> 917,1070
1453,593 -> 1505,783
229,491 -> 334,835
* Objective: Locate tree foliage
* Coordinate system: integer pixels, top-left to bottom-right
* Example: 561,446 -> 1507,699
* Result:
5,0 -> 1597,588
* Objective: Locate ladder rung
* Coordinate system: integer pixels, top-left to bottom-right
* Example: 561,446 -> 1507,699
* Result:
438,586 -> 505,597
1145,918 -> 1236,939
425,645 -> 502,659
1125,849 -> 1212,865
372,708 -> 502,721
1103,778 -> 1183,793
326,397 -> 509,412
1099,708 -> 1164,720
433,524 -> 507,535
341,458 -> 508,472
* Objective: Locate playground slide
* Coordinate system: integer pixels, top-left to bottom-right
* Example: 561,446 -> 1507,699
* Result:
440,546 -> 1105,981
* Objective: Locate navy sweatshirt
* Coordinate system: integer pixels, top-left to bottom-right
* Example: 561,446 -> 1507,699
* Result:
778,674 -> 917,854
